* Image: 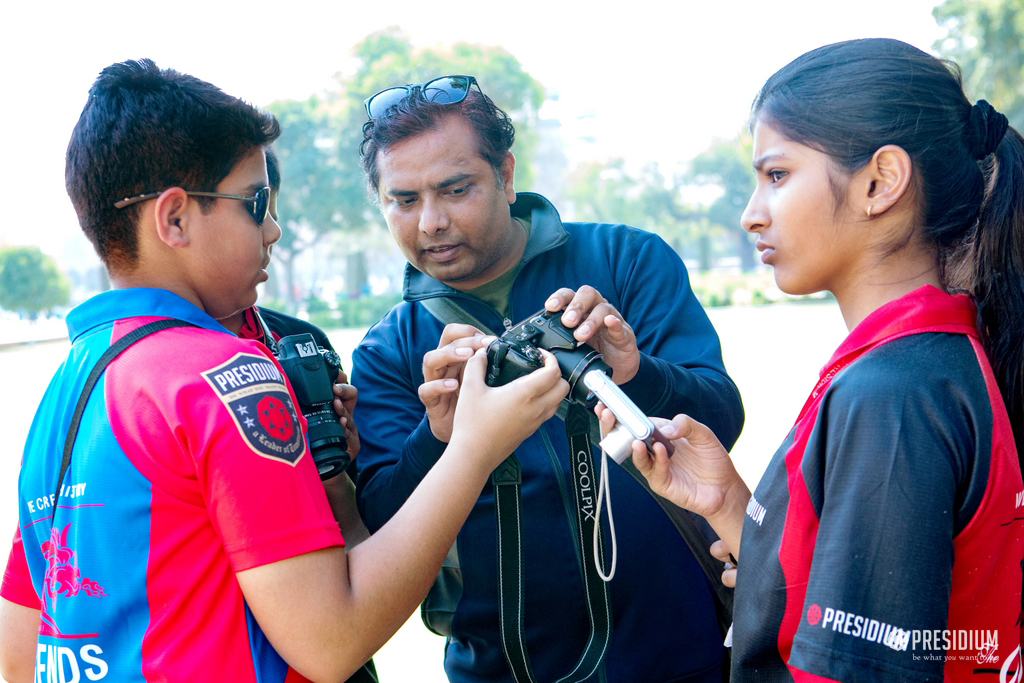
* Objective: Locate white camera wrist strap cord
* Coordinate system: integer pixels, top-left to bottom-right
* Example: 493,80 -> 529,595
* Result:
594,446 -> 618,582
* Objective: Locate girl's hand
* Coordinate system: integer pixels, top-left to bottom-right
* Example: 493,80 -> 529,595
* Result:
448,348 -> 569,469
596,409 -> 746,520
710,540 -> 737,588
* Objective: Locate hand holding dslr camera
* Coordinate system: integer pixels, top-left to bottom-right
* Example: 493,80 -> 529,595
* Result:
274,333 -> 351,479
484,309 -> 671,463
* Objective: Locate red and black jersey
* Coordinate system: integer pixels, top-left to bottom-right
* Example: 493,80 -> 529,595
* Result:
732,286 -> 1023,682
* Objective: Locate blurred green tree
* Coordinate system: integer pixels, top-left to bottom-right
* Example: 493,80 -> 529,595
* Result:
632,163 -> 716,273
266,28 -> 545,309
933,0 -> 1024,130
687,135 -> 757,273
565,159 -> 648,227
0,246 -> 71,320
565,143 -> 755,275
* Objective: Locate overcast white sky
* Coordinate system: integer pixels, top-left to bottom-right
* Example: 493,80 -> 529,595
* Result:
0,0 -> 945,273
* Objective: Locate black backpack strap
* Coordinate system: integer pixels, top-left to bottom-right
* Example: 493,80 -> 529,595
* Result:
51,319 -> 198,521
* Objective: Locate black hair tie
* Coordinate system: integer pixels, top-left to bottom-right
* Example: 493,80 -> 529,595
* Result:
967,100 -> 1009,159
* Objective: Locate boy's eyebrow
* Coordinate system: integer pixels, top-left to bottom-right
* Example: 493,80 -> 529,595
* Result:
232,182 -> 267,195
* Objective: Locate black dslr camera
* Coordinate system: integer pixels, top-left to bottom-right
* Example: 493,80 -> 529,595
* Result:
485,309 -> 611,406
274,333 -> 351,479
485,309 -> 673,463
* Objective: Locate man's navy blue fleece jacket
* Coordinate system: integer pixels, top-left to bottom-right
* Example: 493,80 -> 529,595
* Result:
352,192 -> 744,683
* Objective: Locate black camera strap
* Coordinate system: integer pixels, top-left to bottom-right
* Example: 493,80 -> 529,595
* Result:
250,307 -> 280,354
422,298 -> 616,682
420,297 -> 734,654
492,403 -> 612,683
51,319 -> 198,523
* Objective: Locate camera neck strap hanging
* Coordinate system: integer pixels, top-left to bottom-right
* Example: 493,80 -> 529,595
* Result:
248,307 -> 280,355
423,298 -> 616,682
420,296 -> 734,647
491,403 -> 612,683
51,319 -> 198,523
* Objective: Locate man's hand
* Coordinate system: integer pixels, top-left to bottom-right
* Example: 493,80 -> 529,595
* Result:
418,324 -> 496,442
545,286 -> 640,384
331,369 -> 359,460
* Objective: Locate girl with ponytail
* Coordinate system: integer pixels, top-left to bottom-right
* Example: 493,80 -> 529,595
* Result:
604,38 -> 1024,681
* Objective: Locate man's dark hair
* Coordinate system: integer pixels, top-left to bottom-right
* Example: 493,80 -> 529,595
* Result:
359,85 -> 515,200
66,58 -> 280,272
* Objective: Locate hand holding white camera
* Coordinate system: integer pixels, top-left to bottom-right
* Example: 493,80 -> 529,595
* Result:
595,408 -> 750,557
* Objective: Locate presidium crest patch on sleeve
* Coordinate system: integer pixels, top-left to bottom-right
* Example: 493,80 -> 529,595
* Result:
201,352 -> 307,464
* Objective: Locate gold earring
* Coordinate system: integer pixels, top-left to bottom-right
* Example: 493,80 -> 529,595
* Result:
866,206 -> 873,218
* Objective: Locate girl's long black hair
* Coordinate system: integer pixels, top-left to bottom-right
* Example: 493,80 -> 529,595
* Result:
752,38 -> 1024,453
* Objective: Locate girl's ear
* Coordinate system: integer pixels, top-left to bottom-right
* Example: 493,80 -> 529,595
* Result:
859,145 -> 913,219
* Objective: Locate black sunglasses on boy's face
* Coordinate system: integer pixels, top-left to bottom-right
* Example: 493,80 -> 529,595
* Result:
364,75 -> 480,119
113,187 -> 272,226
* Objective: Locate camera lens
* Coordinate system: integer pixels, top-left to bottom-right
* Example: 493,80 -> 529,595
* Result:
274,333 -> 351,479
305,406 -> 350,478
553,348 -> 611,406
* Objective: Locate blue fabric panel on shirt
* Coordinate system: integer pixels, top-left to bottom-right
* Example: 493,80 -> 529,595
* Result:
246,603 -> 289,683
20,326 -> 152,681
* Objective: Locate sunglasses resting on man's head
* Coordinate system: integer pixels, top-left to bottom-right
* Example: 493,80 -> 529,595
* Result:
113,187 -> 272,226
364,75 -> 481,119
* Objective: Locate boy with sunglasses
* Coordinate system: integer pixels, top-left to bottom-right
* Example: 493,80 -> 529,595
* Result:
354,76 -> 744,682
217,147 -> 377,683
0,60 -> 569,683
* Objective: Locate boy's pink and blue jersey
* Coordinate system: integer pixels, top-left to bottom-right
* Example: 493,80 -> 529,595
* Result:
1,288 -> 344,682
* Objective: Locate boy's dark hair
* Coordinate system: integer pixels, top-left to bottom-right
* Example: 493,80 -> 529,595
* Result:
752,37 -> 1024,451
358,86 -> 515,200
266,147 -> 282,194
66,58 -> 280,272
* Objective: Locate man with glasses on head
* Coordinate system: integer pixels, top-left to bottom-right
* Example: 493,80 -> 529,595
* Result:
354,75 -> 745,683
0,61 -> 569,683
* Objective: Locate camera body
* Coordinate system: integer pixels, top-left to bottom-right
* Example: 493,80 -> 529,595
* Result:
274,333 -> 350,479
485,309 -> 672,463
485,309 -> 611,405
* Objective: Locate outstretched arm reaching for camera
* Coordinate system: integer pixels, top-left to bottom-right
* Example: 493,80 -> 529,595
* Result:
0,595 -> 37,683
237,349 -> 568,683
